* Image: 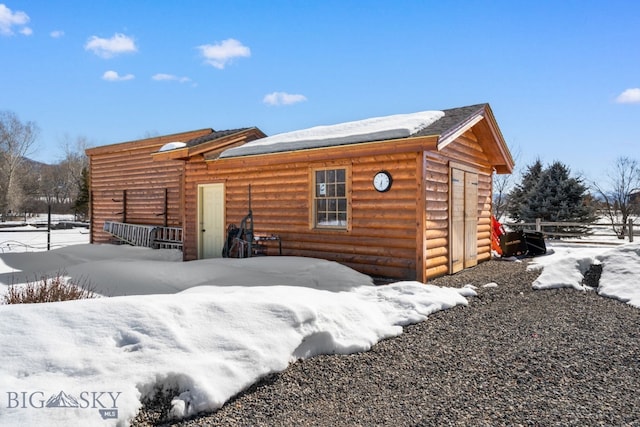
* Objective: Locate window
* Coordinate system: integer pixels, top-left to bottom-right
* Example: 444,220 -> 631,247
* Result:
313,168 -> 348,229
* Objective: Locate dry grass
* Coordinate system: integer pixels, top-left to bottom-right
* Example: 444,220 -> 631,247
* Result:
3,273 -> 97,304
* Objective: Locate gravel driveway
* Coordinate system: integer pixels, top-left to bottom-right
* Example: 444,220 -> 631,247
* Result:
133,259 -> 640,426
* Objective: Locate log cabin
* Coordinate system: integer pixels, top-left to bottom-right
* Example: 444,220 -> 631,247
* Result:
86,103 -> 514,282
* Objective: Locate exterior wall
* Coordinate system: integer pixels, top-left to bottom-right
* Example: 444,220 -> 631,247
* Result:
424,153 -> 450,279
87,124 -> 501,282
87,130 -> 210,244
182,157 -> 209,261
184,149 -> 424,280
423,129 -> 494,280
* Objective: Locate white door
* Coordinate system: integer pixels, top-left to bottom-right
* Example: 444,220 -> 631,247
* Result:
199,183 -> 225,258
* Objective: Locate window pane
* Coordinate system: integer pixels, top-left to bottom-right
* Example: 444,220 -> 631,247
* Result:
338,212 -> 347,225
313,167 -> 348,229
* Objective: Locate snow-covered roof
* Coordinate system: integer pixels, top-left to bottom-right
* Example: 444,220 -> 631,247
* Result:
158,141 -> 186,152
220,110 -> 445,158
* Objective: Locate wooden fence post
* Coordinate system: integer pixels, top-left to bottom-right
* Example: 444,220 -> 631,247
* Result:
629,218 -> 634,243
536,218 -> 541,232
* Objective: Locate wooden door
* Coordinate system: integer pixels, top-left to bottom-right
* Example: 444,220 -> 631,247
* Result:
464,172 -> 478,268
450,168 -> 478,273
198,183 -> 225,258
451,169 -> 465,273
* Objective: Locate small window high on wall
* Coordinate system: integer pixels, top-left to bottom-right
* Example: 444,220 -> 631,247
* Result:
313,167 -> 348,229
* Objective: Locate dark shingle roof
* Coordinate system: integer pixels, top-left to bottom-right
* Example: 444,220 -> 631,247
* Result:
185,128 -> 251,148
219,104 -> 490,158
412,103 -> 487,138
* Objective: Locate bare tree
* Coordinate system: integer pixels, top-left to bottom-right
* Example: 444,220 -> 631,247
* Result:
24,135 -> 92,216
58,134 -> 90,212
592,157 -> 640,238
0,111 -> 39,219
492,145 -> 520,221
39,164 -> 68,206
493,173 -> 512,221
59,134 -> 90,179
17,160 -> 44,217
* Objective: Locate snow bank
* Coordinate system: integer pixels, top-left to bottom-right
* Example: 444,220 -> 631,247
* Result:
596,243 -> 640,307
530,242 -> 640,307
0,246 -> 473,426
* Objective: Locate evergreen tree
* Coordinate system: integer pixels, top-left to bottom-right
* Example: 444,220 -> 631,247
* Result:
506,159 -> 543,222
507,160 -> 596,236
73,166 -> 89,221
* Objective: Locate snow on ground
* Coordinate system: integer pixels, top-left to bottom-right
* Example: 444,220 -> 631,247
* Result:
0,227 -> 638,426
0,231 -> 473,427
0,225 -> 89,253
530,239 -> 640,307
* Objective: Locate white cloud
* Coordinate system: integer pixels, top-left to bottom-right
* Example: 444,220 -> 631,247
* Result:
50,30 -> 64,38
85,33 -> 137,58
197,38 -> 250,69
102,70 -> 135,81
152,73 -> 191,83
615,88 -> 640,104
0,4 -> 30,36
263,91 -> 308,106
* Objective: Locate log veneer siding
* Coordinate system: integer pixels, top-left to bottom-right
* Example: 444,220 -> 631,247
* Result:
87,129 -> 211,244
181,130 -> 495,281
87,106 -> 512,282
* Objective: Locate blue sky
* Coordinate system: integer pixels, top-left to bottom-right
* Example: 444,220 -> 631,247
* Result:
1,1 -> 639,183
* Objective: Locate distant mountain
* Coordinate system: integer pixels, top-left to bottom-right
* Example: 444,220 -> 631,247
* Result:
45,390 -> 80,408
23,156 -> 48,168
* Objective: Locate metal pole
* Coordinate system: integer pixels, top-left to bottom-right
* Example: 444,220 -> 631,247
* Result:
122,190 -> 127,223
164,188 -> 168,227
47,204 -> 51,251
247,184 -> 253,256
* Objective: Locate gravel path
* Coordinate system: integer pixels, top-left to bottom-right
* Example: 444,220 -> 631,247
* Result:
133,259 -> 640,426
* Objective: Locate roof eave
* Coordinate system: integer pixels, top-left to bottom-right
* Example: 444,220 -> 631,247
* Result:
151,147 -> 190,161
85,128 -> 213,156
436,114 -> 484,151
437,104 -> 514,174
152,128 -> 267,161
211,135 -> 439,164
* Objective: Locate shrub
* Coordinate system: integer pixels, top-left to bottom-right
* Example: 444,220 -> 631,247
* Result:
3,273 -> 97,304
